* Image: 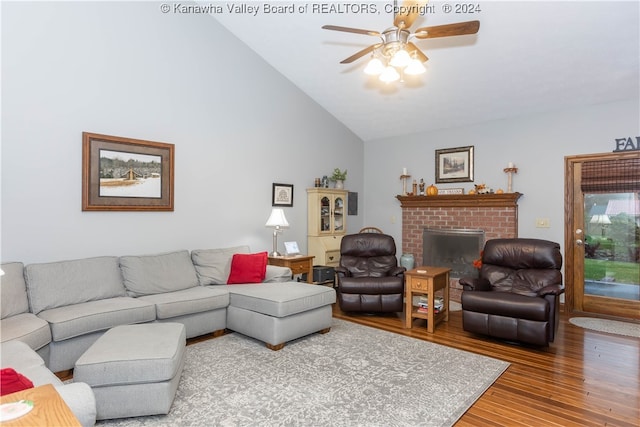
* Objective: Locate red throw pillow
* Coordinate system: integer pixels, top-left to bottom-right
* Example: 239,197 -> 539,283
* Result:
1,368 -> 34,396
227,252 -> 268,284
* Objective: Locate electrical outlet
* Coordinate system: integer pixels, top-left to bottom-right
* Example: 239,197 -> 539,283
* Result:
535,218 -> 550,228
390,215 -> 397,224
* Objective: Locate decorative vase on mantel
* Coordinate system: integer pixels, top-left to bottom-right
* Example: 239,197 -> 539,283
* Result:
334,180 -> 344,189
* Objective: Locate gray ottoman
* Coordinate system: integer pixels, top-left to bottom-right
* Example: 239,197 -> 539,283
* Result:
74,323 -> 186,420
226,282 -> 336,350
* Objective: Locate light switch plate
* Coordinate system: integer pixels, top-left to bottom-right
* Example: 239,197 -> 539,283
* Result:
535,218 -> 550,228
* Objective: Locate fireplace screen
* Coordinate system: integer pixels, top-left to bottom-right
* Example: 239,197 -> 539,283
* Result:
423,228 -> 485,278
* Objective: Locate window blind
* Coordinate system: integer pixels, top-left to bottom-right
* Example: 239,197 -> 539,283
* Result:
581,157 -> 640,193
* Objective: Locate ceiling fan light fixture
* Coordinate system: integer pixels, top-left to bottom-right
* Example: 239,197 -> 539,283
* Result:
364,57 -> 385,75
379,65 -> 400,83
405,58 -> 426,75
389,48 -> 411,68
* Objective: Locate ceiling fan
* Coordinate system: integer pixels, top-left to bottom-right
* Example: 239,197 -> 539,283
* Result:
322,0 -> 480,83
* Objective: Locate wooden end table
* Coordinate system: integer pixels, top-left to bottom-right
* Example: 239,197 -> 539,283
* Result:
404,266 -> 451,333
0,383 -> 82,426
268,255 -> 314,283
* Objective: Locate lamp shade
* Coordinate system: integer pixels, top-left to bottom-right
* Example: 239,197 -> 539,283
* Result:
405,58 -> 426,75
590,214 -> 611,225
265,208 -> 289,228
364,58 -> 385,76
389,49 -> 411,68
379,66 -> 400,83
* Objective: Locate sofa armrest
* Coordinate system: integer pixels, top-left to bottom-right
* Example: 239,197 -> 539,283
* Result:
263,265 -> 292,283
459,276 -> 491,291
55,383 -> 96,427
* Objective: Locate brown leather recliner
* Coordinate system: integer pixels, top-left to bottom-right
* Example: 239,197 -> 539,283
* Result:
335,233 -> 405,313
459,238 -> 564,346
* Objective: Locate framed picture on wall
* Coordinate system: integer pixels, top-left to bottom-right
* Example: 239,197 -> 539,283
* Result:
82,132 -> 174,211
272,183 -> 294,207
435,145 -> 474,183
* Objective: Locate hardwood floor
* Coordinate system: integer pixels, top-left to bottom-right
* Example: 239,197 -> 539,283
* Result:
332,304 -> 640,426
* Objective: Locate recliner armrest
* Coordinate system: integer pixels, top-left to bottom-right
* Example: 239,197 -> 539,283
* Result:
389,266 -> 405,277
459,276 -> 491,291
335,266 -> 350,277
537,284 -> 564,297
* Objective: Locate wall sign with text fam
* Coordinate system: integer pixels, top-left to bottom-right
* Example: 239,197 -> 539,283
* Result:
613,136 -> 639,152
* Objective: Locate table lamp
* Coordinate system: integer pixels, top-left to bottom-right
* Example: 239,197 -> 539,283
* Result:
265,208 -> 289,256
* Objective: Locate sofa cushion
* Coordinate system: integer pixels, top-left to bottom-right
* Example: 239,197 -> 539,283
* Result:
74,323 -> 186,387
137,286 -> 229,319
227,282 -> 336,318
227,252 -> 268,284
191,246 -> 250,286
0,313 -> 52,351
24,257 -> 126,315
1,262 -> 29,318
119,250 -> 199,297
37,297 -> 156,342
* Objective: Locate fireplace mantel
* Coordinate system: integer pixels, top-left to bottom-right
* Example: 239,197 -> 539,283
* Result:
396,192 -> 522,208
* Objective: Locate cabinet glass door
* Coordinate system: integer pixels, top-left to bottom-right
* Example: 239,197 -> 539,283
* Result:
334,196 -> 344,232
320,196 -> 330,232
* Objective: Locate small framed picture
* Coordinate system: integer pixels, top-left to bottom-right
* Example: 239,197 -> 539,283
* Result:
435,146 -> 474,183
284,241 -> 300,256
272,183 -> 294,207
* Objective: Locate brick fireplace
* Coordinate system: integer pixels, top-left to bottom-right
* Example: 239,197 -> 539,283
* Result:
397,193 -> 522,302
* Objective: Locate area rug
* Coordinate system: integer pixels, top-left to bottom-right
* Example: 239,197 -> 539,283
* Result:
97,319 -> 509,427
569,317 -> 640,338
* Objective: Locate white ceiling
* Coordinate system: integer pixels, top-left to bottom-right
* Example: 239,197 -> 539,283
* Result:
212,1 -> 640,142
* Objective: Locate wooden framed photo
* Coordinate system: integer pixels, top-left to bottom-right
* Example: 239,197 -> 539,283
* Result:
435,146 -> 474,183
82,132 -> 174,211
272,183 -> 293,207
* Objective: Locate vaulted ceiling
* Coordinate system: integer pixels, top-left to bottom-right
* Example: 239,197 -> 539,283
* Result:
213,1 -> 640,142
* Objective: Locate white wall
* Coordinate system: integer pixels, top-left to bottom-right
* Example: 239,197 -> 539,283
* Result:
363,99 -> 640,257
2,2 -> 638,267
0,2 -> 364,264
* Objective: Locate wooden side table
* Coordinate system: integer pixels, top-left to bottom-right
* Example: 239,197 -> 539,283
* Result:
404,266 -> 451,333
0,384 -> 82,426
268,255 -> 314,283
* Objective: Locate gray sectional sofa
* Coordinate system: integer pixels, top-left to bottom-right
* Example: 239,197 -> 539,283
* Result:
1,245 -> 336,424
1,340 -> 97,426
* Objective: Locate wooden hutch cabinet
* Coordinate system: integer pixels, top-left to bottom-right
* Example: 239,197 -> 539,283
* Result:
307,188 -> 347,268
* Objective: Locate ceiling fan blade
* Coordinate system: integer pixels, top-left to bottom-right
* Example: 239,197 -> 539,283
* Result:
340,44 -> 381,64
407,42 -> 429,62
393,0 -> 428,29
414,20 -> 480,39
322,25 -> 380,37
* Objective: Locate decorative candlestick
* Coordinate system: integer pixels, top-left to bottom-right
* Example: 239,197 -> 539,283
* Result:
503,163 -> 518,193
400,174 -> 411,195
